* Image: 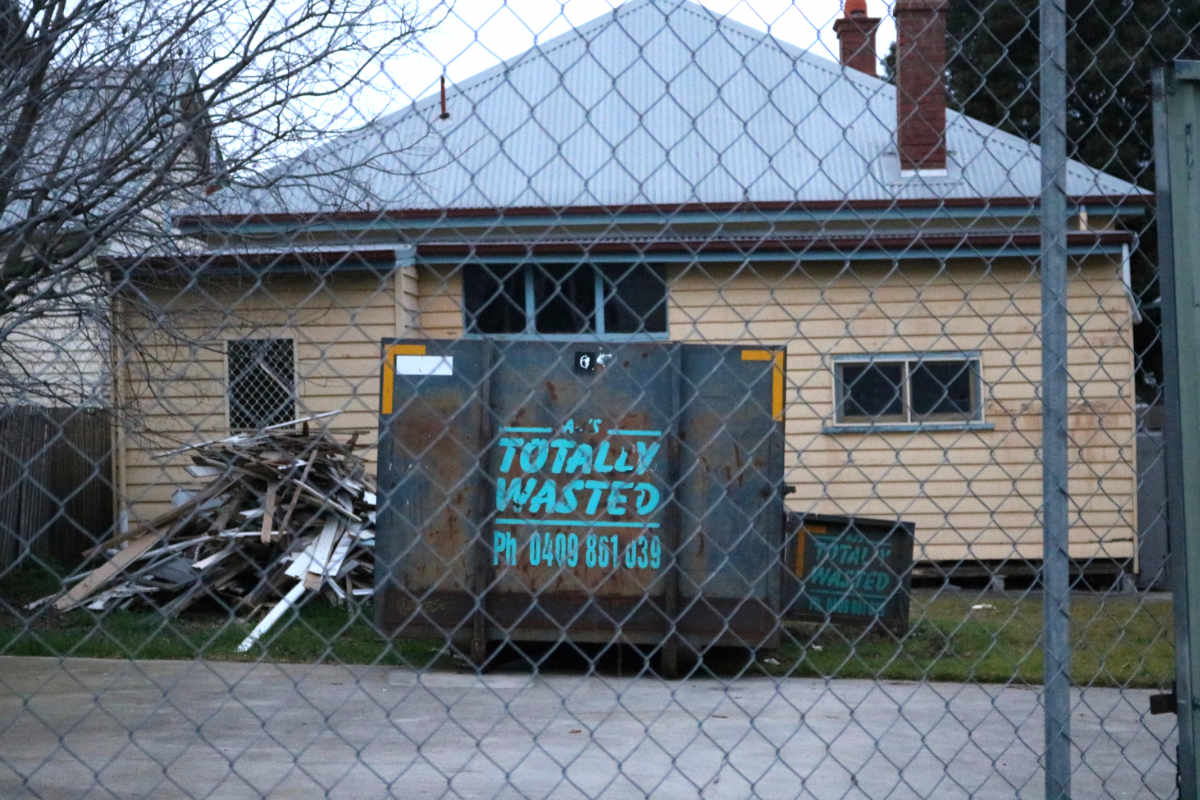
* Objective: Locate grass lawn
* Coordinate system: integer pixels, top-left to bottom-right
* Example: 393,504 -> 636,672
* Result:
0,562 -> 1175,687
0,562 -> 445,669
771,590 -> 1174,688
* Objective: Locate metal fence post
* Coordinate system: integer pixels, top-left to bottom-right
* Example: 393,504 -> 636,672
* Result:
1155,58 -> 1200,799
1039,0 -> 1071,797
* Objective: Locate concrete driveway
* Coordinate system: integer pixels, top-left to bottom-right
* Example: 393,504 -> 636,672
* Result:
0,656 -> 1178,798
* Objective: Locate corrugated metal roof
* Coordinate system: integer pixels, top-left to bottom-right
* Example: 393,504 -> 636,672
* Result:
198,0 -> 1145,219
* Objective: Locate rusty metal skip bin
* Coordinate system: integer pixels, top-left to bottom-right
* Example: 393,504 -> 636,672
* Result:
376,339 -> 786,670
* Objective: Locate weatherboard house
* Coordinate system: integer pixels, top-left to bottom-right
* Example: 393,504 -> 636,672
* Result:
116,0 -> 1145,577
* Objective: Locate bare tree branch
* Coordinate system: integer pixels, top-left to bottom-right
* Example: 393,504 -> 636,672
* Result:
0,0 -> 440,407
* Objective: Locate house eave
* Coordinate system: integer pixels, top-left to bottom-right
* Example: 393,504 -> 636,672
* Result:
411,230 -> 1133,263
173,194 -> 1149,237
101,246 -> 407,280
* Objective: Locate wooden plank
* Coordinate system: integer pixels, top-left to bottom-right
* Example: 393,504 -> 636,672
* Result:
285,540 -> 320,579
260,483 -> 278,544
83,478 -> 233,558
294,481 -> 359,520
54,530 -> 168,611
302,519 -> 342,590
208,488 -> 245,534
278,456 -> 316,536
320,535 -> 354,582
192,546 -> 233,571
153,411 -> 342,458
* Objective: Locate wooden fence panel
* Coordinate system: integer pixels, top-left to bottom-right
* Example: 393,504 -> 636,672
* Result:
0,407 -> 113,571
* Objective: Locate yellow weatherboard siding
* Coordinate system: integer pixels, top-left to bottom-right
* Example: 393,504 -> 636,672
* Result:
118,271 -> 401,524
118,255 -> 1136,566
668,255 -> 1136,564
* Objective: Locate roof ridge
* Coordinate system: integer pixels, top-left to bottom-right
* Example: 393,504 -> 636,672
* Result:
252,0 -> 658,179
415,1 -> 645,111
662,0 -> 889,94
286,0 -> 887,162
186,0 -> 1146,217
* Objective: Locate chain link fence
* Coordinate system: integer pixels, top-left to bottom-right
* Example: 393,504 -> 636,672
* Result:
1,0 -> 1197,796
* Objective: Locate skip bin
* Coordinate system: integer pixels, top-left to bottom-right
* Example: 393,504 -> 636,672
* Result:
376,339 -> 787,659
782,512 -> 914,633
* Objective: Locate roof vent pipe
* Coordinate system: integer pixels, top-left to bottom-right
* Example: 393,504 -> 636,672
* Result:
834,0 -> 880,78
894,0 -> 948,172
439,75 -> 450,120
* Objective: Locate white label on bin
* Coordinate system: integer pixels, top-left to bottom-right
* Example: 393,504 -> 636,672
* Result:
395,355 -> 453,375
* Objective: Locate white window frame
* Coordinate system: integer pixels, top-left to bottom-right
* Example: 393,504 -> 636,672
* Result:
829,351 -> 987,432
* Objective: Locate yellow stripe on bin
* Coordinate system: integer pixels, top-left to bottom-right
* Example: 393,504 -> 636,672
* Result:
772,350 -> 785,422
381,343 -> 427,415
741,349 -> 785,421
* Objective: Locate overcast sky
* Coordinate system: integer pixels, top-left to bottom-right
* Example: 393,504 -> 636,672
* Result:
372,0 -> 896,111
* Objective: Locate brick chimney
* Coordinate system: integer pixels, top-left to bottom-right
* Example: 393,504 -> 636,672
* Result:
834,0 -> 880,78
895,0 -> 948,171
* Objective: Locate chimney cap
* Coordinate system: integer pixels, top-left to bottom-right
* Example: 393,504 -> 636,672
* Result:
844,0 -> 867,16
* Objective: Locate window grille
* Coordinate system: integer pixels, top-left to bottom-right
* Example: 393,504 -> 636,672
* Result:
227,338 -> 296,430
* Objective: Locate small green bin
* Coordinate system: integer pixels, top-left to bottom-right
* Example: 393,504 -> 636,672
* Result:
782,512 -> 915,633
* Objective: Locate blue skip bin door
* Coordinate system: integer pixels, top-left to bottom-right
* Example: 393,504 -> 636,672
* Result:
376,340 -> 785,657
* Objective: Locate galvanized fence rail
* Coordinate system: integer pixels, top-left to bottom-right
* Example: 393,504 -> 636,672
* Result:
0,0 -> 1197,797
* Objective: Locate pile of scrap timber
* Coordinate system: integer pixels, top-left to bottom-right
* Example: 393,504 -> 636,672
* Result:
30,413 -> 377,652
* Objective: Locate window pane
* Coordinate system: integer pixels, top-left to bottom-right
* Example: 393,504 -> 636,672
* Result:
228,338 -> 294,430
911,359 -> 976,418
533,264 -> 594,334
463,264 -> 525,333
601,264 -> 667,333
839,362 -> 904,420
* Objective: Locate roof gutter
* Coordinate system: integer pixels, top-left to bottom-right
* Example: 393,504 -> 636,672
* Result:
414,230 -> 1132,263
173,195 -> 1150,235
101,245 -> 412,278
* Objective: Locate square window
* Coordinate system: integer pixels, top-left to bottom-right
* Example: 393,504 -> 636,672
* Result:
227,338 -> 295,431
